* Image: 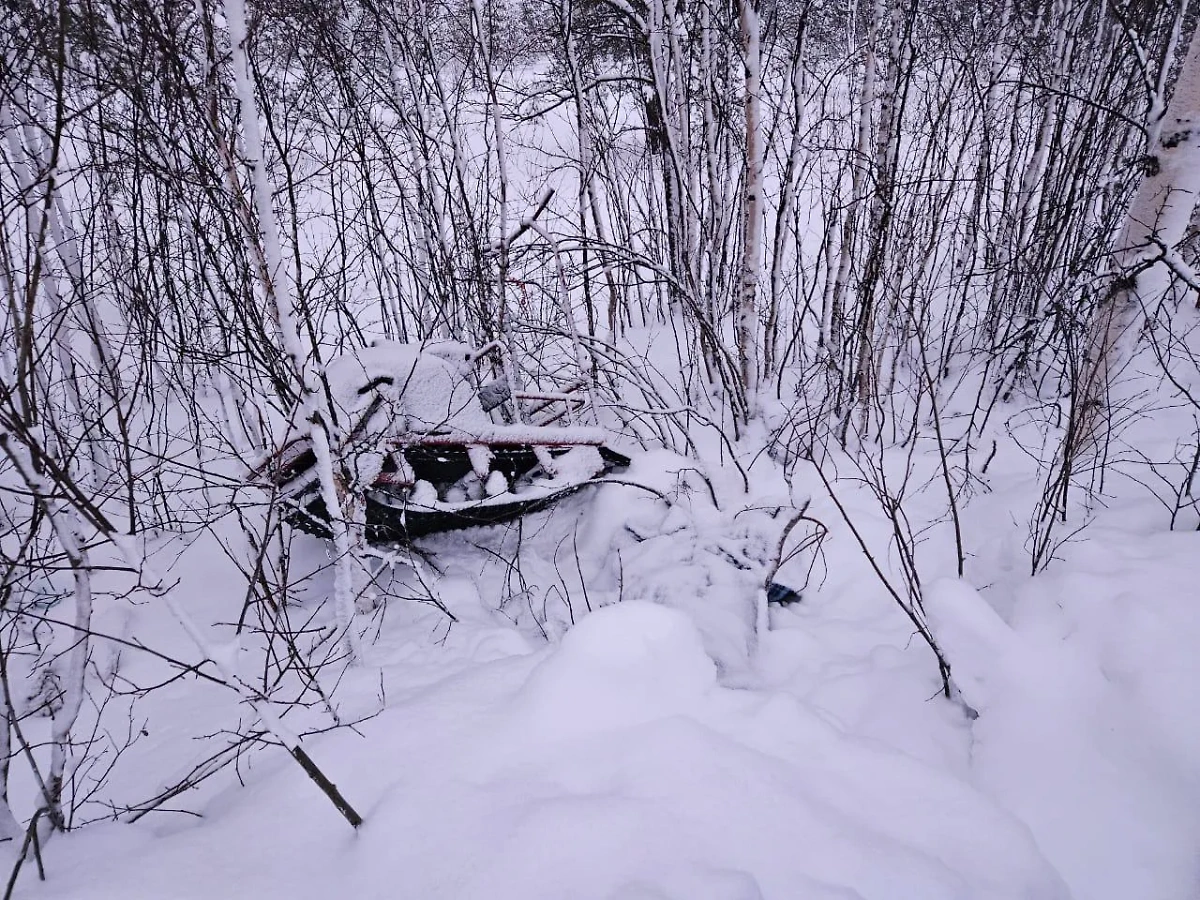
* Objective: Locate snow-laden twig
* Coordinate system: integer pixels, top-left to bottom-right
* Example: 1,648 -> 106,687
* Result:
108,533 -> 364,830
0,406 -> 363,830
808,456 -> 953,698
219,0 -> 366,658
0,433 -> 92,832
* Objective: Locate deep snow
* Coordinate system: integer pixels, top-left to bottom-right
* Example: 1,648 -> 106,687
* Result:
14,432 -> 1200,900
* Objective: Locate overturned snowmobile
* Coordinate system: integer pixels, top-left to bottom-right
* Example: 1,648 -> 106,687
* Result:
258,341 -> 630,542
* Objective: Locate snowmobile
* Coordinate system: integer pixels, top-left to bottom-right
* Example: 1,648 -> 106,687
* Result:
256,341 -> 631,543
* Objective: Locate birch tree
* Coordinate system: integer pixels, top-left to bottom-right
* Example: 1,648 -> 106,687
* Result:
219,0 -> 368,657
1079,6 -> 1200,446
738,0 -> 764,417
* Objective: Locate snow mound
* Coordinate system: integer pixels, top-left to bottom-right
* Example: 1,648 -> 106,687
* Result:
315,340 -> 489,437
514,601 -> 716,738
574,455 -> 783,678
42,590 -> 1070,900
926,573 -> 1200,900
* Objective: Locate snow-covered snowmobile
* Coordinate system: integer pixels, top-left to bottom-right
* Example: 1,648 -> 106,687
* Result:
256,341 -> 631,542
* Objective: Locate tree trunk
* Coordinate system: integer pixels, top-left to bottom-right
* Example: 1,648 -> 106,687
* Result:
1080,15 -> 1200,446
739,0 -> 764,419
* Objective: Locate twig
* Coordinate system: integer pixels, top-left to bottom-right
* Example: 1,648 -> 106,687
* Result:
3,808 -> 46,900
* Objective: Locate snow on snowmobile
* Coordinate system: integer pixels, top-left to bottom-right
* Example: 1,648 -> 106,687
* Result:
255,340 -> 631,542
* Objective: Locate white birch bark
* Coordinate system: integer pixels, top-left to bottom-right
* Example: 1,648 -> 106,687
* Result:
1081,13 -> 1200,437
528,220 -> 599,423
470,0 -> 525,416
220,0 -> 365,658
860,3 -> 910,411
982,0 -> 1073,353
2,100 -> 102,490
10,86 -> 125,408
561,0 -> 623,337
0,701 -> 18,840
646,0 -> 694,317
827,0 -> 882,366
699,0 -> 719,324
669,4 -> 700,300
381,13 -> 443,333
0,431 -> 92,831
738,0 -> 764,415
766,17 -> 809,377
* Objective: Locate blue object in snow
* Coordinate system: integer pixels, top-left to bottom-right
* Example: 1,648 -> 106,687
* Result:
767,582 -> 802,605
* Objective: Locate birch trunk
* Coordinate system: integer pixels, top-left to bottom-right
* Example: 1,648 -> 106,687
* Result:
766,13 -> 809,377
1080,14 -> 1200,443
561,0 -> 623,338
827,0 -> 881,375
470,0 -> 525,415
0,432 -> 93,832
738,0 -> 763,416
1,99 -> 103,490
985,0 -> 1065,350
220,0 -> 367,657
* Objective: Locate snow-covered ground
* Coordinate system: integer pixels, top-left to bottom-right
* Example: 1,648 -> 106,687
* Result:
16,383 -> 1200,899
8,2 -> 1200,894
